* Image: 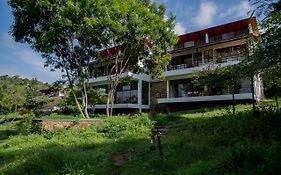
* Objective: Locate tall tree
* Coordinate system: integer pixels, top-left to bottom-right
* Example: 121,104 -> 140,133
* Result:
9,0 -> 177,117
92,0 -> 177,116
250,0 -> 281,108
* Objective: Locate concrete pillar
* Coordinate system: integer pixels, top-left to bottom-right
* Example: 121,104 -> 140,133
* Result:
205,33 -> 209,43
191,53 -> 194,67
213,49 -> 216,63
148,82 -> 151,105
248,24 -> 253,34
202,51 -> 204,64
138,79 -> 142,113
166,80 -> 170,98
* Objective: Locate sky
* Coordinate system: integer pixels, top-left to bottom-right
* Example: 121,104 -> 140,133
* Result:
0,0 -> 256,83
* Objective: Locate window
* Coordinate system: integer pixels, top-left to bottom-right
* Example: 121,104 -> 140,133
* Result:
204,50 -> 213,63
222,32 -> 235,40
234,28 -> 249,38
178,83 -> 188,97
142,81 -> 149,105
184,41 -> 194,48
194,37 -> 205,46
115,82 -> 138,104
209,34 -> 222,43
194,52 -> 202,66
175,43 -> 184,50
183,54 -> 193,68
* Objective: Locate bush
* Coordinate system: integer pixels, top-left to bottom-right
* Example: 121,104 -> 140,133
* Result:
95,113 -> 152,138
208,142 -> 281,175
15,113 -> 42,135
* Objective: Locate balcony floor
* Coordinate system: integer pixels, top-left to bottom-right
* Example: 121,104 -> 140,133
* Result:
158,93 -> 253,104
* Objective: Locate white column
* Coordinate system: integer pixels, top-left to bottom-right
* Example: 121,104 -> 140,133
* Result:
138,79 -> 142,113
167,80 -> 170,98
205,33 -> 209,43
148,82 -> 151,105
248,24 -> 253,34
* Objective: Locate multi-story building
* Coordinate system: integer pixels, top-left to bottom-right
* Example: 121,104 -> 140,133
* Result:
89,17 -> 263,113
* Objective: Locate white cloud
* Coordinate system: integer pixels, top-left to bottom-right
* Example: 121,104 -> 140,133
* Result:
219,0 -> 252,19
174,22 -> 186,35
194,1 -> 218,27
0,33 -> 61,82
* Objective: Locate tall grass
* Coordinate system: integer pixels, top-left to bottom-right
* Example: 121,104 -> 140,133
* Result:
0,113 -> 152,175
1,105 -> 281,175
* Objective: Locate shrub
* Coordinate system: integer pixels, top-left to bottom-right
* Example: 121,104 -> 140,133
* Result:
15,113 -> 42,135
95,113 -> 152,138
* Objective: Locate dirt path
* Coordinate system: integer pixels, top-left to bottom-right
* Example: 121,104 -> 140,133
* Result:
110,150 -> 131,175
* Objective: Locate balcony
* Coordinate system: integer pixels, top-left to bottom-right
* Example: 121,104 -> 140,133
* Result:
165,55 -> 244,78
89,72 -> 151,85
158,93 -> 253,104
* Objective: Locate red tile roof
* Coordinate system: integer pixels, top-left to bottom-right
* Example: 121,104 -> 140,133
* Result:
178,17 -> 258,44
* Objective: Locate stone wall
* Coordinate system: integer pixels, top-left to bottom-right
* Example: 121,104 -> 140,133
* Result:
33,119 -> 103,131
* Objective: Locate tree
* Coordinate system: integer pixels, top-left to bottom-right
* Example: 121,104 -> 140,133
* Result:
8,0 -> 109,118
250,0 -> 281,107
0,76 -> 48,114
91,0 -> 177,116
9,0 -> 177,117
88,88 -> 107,115
196,65 -> 241,115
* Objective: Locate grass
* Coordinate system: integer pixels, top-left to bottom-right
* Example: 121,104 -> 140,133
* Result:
1,104 -> 281,175
122,105 -> 281,175
0,114 -> 152,175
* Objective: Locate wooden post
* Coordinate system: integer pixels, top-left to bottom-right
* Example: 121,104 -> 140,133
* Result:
157,128 -> 163,157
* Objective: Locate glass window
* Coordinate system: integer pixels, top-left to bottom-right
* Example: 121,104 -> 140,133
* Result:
194,52 -> 202,66
209,34 -> 222,43
204,50 -> 213,63
178,83 -> 188,97
184,41 -> 194,48
142,81 -> 149,105
194,37 -> 205,46
123,85 -> 130,91
222,32 -> 235,40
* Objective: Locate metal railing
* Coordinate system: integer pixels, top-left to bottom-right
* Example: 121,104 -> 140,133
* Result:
167,55 -> 245,71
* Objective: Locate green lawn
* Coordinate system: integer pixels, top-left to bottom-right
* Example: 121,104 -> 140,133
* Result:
1,105 -> 281,175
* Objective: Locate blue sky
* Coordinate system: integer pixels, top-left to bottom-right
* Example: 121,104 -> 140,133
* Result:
0,0 -> 255,83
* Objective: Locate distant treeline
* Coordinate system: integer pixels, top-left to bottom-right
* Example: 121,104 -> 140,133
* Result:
0,75 -> 49,114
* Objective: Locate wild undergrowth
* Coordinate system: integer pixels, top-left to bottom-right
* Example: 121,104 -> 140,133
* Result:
0,113 -> 152,175
1,105 -> 281,175
122,105 -> 281,175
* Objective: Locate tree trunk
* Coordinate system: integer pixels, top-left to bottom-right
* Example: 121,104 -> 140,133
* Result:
92,105 -> 96,115
110,89 -> 115,116
62,63 -> 86,118
106,97 -> 110,117
232,86 -> 235,115
272,75 -> 279,108
72,90 -> 86,118
82,82 -> 89,118
106,90 -> 111,117
251,76 -> 256,114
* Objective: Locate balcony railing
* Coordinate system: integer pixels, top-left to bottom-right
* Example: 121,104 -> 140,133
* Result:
167,55 -> 245,71
216,54 -> 245,63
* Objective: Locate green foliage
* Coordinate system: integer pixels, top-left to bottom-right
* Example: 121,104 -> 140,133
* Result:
8,0 -> 178,118
59,96 -> 80,115
1,105 -> 281,175
88,88 -> 107,114
41,113 -> 80,120
0,76 -> 48,114
250,0 -> 281,98
95,113 -> 152,138
0,114 -> 152,175
14,113 -> 42,135
122,106 -> 281,175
